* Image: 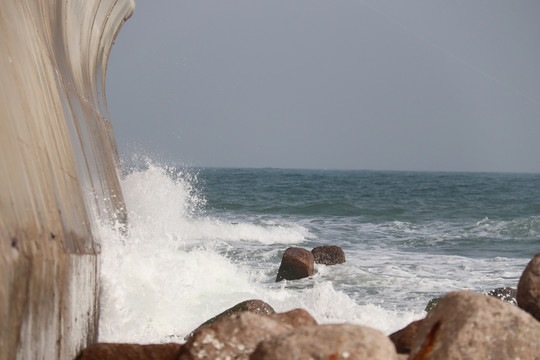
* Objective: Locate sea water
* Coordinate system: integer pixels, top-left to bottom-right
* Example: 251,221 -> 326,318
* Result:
97,159 -> 540,343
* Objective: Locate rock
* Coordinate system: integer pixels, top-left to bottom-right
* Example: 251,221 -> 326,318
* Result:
271,308 -> 318,327
518,251 -> 540,320
276,247 -> 314,282
427,287 -> 517,313
76,343 -> 182,360
250,324 -> 398,360
424,297 -> 442,312
409,291 -> 540,360
486,286 -> 517,305
224,299 -> 275,316
178,312 -> 292,360
187,299 -> 275,338
389,319 -> 424,354
311,245 -> 346,265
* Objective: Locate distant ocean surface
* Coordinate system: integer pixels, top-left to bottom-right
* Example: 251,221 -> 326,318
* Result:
97,161 -> 540,343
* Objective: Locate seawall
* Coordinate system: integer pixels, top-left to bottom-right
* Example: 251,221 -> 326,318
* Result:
0,0 -> 134,358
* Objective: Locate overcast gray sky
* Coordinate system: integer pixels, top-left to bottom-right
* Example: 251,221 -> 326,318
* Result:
106,0 -> 540,172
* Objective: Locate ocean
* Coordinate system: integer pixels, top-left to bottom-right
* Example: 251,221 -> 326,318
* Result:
97,159 -> 540,343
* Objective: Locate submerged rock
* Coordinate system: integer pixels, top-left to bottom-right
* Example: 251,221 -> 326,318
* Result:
517,251 -> 540,320
409,291 -> 540,359
424,297 -> 442,312
276,247 -> 314,282
178,312 -> 292,360
250,324 -> 398,360
311,245 -> 346,265
77,343 -> 182,360
486,286 -> 517,305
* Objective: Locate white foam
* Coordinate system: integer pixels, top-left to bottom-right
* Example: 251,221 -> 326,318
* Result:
183,218 -> 310,245
258,281 -> 422,335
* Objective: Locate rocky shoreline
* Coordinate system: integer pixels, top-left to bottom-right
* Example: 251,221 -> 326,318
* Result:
77,250 -> 540,359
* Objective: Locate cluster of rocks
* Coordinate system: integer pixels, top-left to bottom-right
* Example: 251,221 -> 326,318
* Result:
78,251 -> 540,359
78,300 -> 395,360
276,245 -> 346,282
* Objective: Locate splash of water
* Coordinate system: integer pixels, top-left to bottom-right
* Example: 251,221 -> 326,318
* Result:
97,160 -> 423,343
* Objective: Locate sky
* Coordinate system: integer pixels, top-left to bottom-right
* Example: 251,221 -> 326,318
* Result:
106,0 -> 540,172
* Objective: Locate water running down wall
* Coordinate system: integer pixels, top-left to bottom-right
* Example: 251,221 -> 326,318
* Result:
0,1 -> 133,358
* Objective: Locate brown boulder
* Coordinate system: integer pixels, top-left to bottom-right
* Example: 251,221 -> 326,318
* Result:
271,308 -> 318,327
517,251 -> 540,320
76,343 -> 182,360
250,324 -> 398,360
311,245 -> 346,265
187,299 -> 275,338
389,319 -> 424,354
427,287 -> 517,313
178,312 -> 292,360
409,291 -> 540,360
276,247 -> 314,282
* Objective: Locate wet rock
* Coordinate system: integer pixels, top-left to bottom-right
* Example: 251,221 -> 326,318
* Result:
178,312 -> 292,360
409,291 -> 540,360
311,245 -> 346,265
250,323 -> 398,360
77,343 -> 182,360
226,299 -> 275,316
517,251 -> 540,320
187,299 -> 275,338
276,247 -> 314,282
486,286 -> 517,305
424,297 -> 442,312
271,308 -> 318,327
389,319 -> 424,354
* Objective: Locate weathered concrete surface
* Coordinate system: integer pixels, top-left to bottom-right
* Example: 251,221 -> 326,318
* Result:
0,0 -> 133,359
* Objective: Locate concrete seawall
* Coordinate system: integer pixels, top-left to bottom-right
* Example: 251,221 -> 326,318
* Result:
0,1 -> 134,358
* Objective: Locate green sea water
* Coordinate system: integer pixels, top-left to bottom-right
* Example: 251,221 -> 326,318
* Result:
201,168 -> 540,258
